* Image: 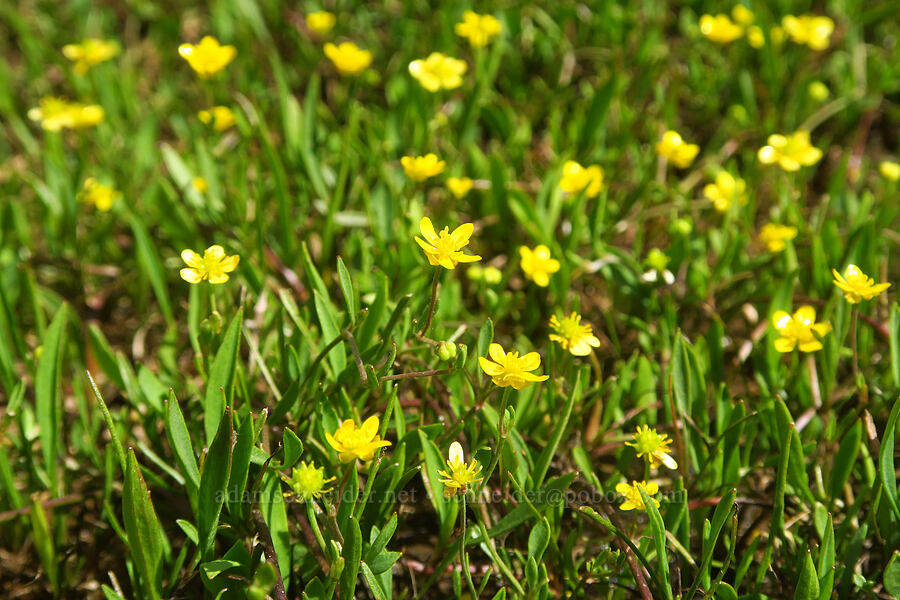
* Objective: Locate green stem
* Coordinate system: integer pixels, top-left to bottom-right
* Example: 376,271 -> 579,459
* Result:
419,268 -> 442,337
475,518 -> 527,597
460,495 -> 478,599
479,387 -> 511,493
305,499 -> 329,559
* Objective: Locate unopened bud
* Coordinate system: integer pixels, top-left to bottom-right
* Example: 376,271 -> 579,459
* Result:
437,341 -> 457,361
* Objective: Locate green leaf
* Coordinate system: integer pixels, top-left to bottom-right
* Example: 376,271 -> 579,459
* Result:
891,304 -> 900,388
29,495 -> 58,592
884,551 -> 900,599
165,390 -> 200,492
364,513 -> 397,564
880,397 -> 900,521
227,412 -> 255,518
128,215 -> 174,325
123,449 -> 166,600
201,559 -> 242,580
337,257 -> 358,324
281,427 -> 303,469
35,304 -> 67,489
533,371 -> 580,486
88,324 -> 126,390
314,290 -> 346,379
260,472 -> 291,583
527,517 -> 550,563
204,308 -> 243,443
360,562 -> 389,600
340,516 -> 362,600
477,318 -> 493,362
687,488 -> 736,600
199,409 -> 233,560
417,430 -> 451,523
639,486 -> 673,600
488,473 -> 575,537
830,420 -> 861,504
794,550 -> 819,600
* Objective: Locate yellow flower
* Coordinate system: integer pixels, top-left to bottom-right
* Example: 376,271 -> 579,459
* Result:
731,5 -> 754,26
409,52 -> 467,92
832,265 -> 891,304
447,176 -> 474,199
616,481 -> 660,511
62,38 -> 119,74
179,245 -> 240,284
808,81 -> 830,101
324,41 -> 373,75
782,15 -> 834,50
454,11 -> 502,48
79,178 -> 119,212
198,106 -> 236,132
772,306 -> 832,353
28,97 -> 104,131
306,11 -> 336,35
483,266 -> 502,285
192,177 -> 208,193
703,171 -> 747,212
401,154 -> 446,181
415,217 -> 481,269
625,425 -> 678,470
325,416 -> 391,463
757,131 -> 822,172
438,442 -> 483,497
478,343 -> 549,390
559,161 -> 604,198
548,312 -> 600,356
178,36 -> 236,78
758,223 -> 798,252
281,461 -> 335,501
879,161 -> 900,182
519,245 -> 560,287
699,14 -> 744,44
747,25 -> 765,48
656,130 -> 700,169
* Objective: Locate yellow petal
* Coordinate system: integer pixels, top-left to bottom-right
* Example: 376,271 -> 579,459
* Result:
180,268 -> 203,283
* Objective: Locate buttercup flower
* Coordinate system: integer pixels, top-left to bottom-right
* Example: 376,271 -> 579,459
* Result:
325,416 -> 391,463
438,442 -> 483,497
415,217 -> 481,269
879,161 -> 900,182
519,245 -> 560,287
306,11 -> 336,35
454,11 -> 502,48
178,36 -> 236,77
79,178 -> 119,212
772,306 -> 831,353
192,177 -> 208,193
28,97 -> 104,131
62,38 -> 119,74
808,81 -> 830,101
731,5 -> 754,26
324,41 -> 373,75
747,25 -> 765,48
616,481 -> 660,511
479,343 -> 549,390
281,461 -> 335,501
198,106 -> 236,132
699,14 -> 744,44
548,312 -> 600,356
180,245 -> 240,284
626,425 -> 678,470
757,131 -> 822,172
703,171 -> 747,212
832,265 -> 891,304
641,248 -> 675,285
656,130 -> 700,169
559,161 -> 604,198
759,223 -> 797,253
782,15 -> 834,50
447,176 -> 474,199
409,52 -> 467,92
401,154 -> 446,181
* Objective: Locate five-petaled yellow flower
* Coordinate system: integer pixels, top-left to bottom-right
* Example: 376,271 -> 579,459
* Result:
879,161 -> 900,182
548,312 -> 600,356
772,306 -> 831,353
832,265 -> 891,304
79,178 -> 119,212
625,425 -> 678,470
559,161 -> 604,198
325,416 -> 391,463
401,154 -> 446,181
699,14 -> 744,44
479,343 -> 549,390
782,15 -> 834,50
757,130 -> 822,172
62,38 -> 120,74
409,52 -> 467,92
759,223 -> 798,253
438,442 -> 483,497
415,217 -> 481,269
306,11 -> 336,36
704,171 -> 747,212
324,41 -> 373,75
178,36 -> 236,78
180,245 -> 240,284
281,461 -> 335,501
732,5 -> 755,26
656,130 -> 700,169
198,106 -> 236,132
454,11 -> 502,48
519,245 -> 560,287
28,97 -> 104,131
616,481 -> 660,511
447,176 -> 474,199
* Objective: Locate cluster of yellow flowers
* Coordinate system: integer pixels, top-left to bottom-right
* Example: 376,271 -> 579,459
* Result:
699,6 -> 834,51
28,97 -> 105,131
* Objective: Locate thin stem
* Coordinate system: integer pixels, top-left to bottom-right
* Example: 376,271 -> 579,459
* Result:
585,351 -> 604,443
806,353 -> 822,409
474,518 -> 527,597
460,495 -> 478,599
419,269 -> 442,338
479,387 -> 511,494
305,500 -> 330,566
379,368 -> 451,382
850,304 -> 860,384
343,329 -> 367,382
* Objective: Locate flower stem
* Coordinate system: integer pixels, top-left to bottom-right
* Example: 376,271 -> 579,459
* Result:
806,353 -> 822,409
850,304 -> 860,383
419,268 -> 441,338
479,387 -> 511,494
460,495 -> 478,599
585,350 -> 604,443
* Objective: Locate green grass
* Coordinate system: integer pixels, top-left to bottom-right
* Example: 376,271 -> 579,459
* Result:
2,0 -> 900,598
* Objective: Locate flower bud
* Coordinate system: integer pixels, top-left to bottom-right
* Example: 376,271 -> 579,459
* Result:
437,341 -> 457,361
